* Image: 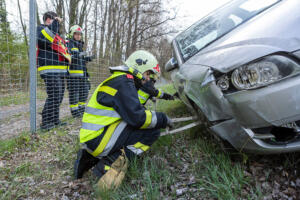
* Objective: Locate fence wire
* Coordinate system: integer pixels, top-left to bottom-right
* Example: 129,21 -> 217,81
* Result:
0,0 -> 113,138
0,1 -> 30,139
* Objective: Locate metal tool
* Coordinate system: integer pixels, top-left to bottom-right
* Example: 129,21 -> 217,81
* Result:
160,116 -> 200,136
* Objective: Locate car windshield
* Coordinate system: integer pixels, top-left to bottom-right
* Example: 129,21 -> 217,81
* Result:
175,0 -> 280,62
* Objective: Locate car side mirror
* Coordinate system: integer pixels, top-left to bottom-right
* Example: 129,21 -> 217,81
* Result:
165,57 -> 179,72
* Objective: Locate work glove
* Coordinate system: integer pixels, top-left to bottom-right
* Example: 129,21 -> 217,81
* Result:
151,97 -> 156,103
141,79 -> 157,97
162,93 -> 175,100
166,115 -> 174,129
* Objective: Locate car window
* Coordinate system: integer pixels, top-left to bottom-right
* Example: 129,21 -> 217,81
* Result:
175,0 -> 280,63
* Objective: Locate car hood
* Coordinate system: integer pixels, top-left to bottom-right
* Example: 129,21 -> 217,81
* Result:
183,0 -> 300,73
184,37 -> 300,73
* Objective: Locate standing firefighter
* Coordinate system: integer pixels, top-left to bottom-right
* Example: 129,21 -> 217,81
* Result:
37,11 -> 71,131
74,50 -> 173,188
67,25 -> 94,118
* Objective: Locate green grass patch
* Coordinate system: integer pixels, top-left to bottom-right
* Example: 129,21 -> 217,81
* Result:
0,84 -> 277,199
0,89 -> 47,107
94,84 -> 262,199
0,132 -> 31,156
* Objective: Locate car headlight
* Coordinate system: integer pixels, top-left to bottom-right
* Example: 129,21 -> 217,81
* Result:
231,61 -> 281,90
230,55 -> 299,90
217,75 -> 230,91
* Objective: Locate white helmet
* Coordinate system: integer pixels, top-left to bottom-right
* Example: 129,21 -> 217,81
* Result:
125,50 -> 160,76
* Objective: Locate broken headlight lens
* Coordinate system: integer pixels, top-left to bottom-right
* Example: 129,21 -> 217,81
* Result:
231,55 -> 299,90
217,75 -> 230,91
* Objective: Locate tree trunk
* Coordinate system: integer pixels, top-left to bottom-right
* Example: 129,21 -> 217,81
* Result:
55,0 -> 66,36
17,0 -> 28,56
99,0 -> 108,60
130,0 -> 139,53
125,0 -> 133,58
36,1 -> 41,26
113,0 -> 123,64
69,0 -> 79,27
104,0 -> 114,62
78,0 -> 90,27
92,0 -> 98,56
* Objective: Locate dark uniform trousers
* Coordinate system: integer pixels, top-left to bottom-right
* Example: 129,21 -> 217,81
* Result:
67,77 -> 90,116
41,74 -> 65,125
85,123 -> 160,163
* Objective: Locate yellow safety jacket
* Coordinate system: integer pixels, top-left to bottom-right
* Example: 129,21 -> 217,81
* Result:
80,71 -> 159,158
138,88 -> 164,105
80,72 -> 124,144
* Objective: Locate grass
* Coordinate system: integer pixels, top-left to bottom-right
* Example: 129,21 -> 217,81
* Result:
1,84 -> 298,199
0,89 -> 47,107
0,132 -> 31,157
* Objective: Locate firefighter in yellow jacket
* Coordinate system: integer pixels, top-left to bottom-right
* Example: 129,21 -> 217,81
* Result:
74,50 -> 173,183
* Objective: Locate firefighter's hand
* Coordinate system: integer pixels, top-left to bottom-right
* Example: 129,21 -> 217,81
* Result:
166,115 -> 174,128
162,93 -> 174,100
141,80 -> 157,97
55,17 -> 63,23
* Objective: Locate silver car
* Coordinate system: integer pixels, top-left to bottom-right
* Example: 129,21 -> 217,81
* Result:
166,0 -> 300,154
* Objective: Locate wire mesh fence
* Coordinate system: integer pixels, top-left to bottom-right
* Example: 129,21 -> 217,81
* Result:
1,0 -> 173,138
0,0 -> 113,138
35,58 -> 111,131
0,0 -> 31,139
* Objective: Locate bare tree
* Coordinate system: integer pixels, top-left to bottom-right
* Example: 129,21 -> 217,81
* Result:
92,0 -> 99,55
36,1 -> 41,26
53,0 -> 66,36
68,0 -> 80,26
17,0 -> 28,56
99,0 -> 108,60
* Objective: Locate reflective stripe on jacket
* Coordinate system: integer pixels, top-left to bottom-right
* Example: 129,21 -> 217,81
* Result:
80,70 -> 168,157
38,65 -> 68,74
41,26 -> 71,62
138,89 -> 150,105
67,39 -> 90,77
138,88 -> 164,105
80,72 -> 124,143
36,20 -> 69,75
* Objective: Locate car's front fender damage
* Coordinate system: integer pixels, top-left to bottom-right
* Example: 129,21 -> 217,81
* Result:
180,66 -> 232,121
210,119 -> 300,154
181,65 -> 300,153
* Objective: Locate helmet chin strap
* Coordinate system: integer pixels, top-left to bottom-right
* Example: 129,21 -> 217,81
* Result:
109,66 -> 145,81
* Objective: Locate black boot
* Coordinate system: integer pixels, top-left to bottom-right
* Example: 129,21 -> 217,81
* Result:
92,159 -> 111,179
40,123 -> 55,131
74,149 -> 99,179
54,120 -> 67,127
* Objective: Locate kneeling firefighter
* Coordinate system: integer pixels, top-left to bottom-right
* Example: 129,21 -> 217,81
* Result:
74,50 -> 173,188
67,25 -> 94,118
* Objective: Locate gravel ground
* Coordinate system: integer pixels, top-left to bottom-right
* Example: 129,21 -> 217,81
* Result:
0,98 -> 71,140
